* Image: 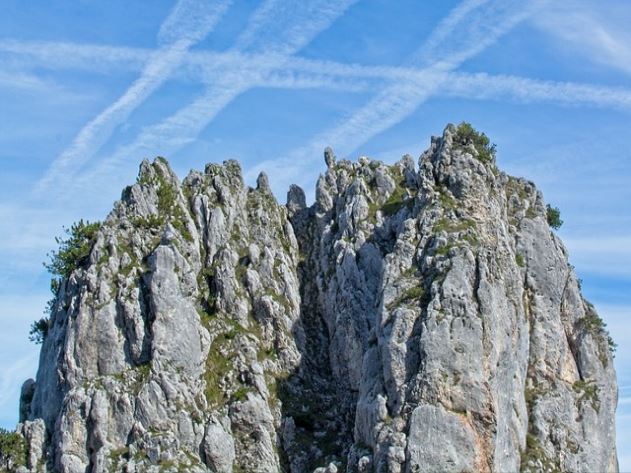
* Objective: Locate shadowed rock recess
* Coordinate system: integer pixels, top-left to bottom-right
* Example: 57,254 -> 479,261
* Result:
16,125 -> 617,473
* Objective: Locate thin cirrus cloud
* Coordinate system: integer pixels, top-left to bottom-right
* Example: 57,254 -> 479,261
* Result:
181,0 -> 533,174
564,238 -> 631,278
0,70 -> 55,92
411,0 -> 543,69
0,292 -> 49,423
35,0 -> 234,194
60,0 -> 631,206
531,0 -> 631,77
0,352 -> 38,411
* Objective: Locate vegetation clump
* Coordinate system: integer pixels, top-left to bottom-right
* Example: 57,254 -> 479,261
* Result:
0,428 -> 27,471
387,286 -> 427,310
572,379 -> 600,412
520,433 -> 561,473
578,306 -> 617,357
44,219 -> 101,279
401,286 -> 425,304
454,122 -> 496,163
381,186 -> 408,216
204,333 -> 233,407
136,163 -> 193,242
231,386 -> 250,402
433,217 -> 476,234
31,219 -> 101,344
437,186 -> 457,210
156,172 -> 193,242
29,317 -> 50,344
131,214 -> 164,230
546,204 -> 563,229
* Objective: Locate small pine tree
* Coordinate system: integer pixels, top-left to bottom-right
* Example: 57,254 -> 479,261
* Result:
29,317 -> 50,344
44,219 -> 101,280
546,204 -> 563,229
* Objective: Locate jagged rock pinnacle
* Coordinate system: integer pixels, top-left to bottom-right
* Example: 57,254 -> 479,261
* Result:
286,184 -> 306,214
324,146 -> 336,167
256,171 -> 270,191
15,125 -> 618,473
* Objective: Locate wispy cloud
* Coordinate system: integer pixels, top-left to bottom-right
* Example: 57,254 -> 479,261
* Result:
532,0 -> 631,76
35,0 -> 233,194
414,0 -> 548,69
564,237 -> 631,278
0,204 -> 60,252
596,301 -> 631,473
0,352 -> 39,418
0,292 -> 49,427
0,71 -> 56,92
8,1 -> 630,206
412,0 -> 491,68
233,0 -> 357,56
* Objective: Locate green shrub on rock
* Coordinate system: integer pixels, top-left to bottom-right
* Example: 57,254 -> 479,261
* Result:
0,428 -> 27,471
29,317 -> 50,344
44,219 -> 101,279
546,204 -> 563,229
454,122 -> 496,163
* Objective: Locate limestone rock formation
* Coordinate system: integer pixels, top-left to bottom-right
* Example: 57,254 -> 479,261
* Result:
15,124 -> 617,472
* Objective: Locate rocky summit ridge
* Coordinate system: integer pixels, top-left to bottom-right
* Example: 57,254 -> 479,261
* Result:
11,124 -> 617,472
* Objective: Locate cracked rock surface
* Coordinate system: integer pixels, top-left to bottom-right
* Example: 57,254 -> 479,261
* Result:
18,125 -> 617,472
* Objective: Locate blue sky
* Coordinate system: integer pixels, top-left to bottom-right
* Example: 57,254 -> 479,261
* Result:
1,0 -> 630,466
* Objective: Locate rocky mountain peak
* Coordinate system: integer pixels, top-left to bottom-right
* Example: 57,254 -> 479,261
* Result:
10,124 -> 617,473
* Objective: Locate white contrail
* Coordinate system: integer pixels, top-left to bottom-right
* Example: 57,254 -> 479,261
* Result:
158,0 -> 231,45
82,0 -> 516,195
35,0 -> 233,193
0,39 -> 147,73
6,37 -> 629,130
72,0 -> 358,195
310,0 -> 552,156
13,0 -> 628,201
443,72 -> 631,111
5,37 -> 630,117
413,0 -> 492,68
5,39 -> 631,113
245,0 -> 551,192
251,68 -> 631,113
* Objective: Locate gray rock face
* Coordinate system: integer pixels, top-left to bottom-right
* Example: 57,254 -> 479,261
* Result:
17,125 -> 617,472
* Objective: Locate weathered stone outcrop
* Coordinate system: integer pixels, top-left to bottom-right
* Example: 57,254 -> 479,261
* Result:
16,125 -> 617,472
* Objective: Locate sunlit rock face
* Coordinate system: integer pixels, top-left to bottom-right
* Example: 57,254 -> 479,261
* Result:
17,125 -> 617,473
